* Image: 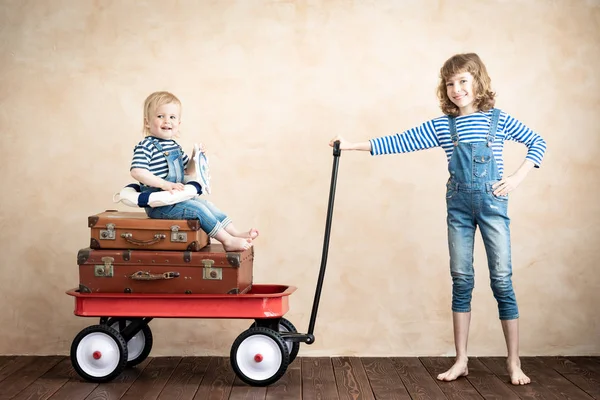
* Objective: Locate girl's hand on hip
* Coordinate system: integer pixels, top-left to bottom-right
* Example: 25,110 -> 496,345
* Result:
492,175 -> 523,196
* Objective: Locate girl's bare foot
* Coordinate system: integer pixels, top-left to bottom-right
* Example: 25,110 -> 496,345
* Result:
437,358 -> 469,381
507,359 -> 530,385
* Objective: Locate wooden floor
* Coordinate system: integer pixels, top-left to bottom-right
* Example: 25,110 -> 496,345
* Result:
0,356 -> 599,399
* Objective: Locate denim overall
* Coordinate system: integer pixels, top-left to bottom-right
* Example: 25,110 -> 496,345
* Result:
445,109 -> 518,320
142,138 -> 230,237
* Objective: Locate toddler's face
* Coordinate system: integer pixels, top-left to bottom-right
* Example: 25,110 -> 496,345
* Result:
146,103 -> 181,139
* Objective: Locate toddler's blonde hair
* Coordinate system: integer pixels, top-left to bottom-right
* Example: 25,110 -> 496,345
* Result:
143,91 -> 182,136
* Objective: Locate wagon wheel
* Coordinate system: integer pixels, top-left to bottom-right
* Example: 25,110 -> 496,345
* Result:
230,327 -> 290,386
70,324 -> 128,383
251,318 -> 300,363
106,318 -> 153,367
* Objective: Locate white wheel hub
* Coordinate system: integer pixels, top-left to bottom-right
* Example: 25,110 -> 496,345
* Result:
110,321 -> 145,361
76,332 -> 121,377
236,334 -> 282,381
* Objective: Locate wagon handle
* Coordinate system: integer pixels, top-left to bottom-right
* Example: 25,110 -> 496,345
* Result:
120,232 -> 166,246
306,140 -> 341,341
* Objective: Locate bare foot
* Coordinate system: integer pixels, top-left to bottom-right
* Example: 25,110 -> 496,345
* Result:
437,358 -> 469,381
507,359 -> 530,385
248,228 -> 259,239
222,237 -> 252,252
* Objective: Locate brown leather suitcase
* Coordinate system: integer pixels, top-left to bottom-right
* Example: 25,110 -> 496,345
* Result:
88,210 -> 210,252
77,244 -> 253,294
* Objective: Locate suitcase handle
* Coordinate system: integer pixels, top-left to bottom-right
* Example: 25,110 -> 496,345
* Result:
128,271 -> 181,281
120,232 -> 166,246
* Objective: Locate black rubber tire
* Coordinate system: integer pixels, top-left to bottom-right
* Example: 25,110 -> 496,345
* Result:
251,318 -> 300,363
70,324 -> 128,383
105,318 -> 153,367
230,327 -> 290,386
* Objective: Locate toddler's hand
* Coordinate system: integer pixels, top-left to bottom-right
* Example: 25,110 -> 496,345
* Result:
162,181 -> 185,193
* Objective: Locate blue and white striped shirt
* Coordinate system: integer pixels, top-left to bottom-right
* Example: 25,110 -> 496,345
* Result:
369,109 -> 547,177
130,137 -> 189,179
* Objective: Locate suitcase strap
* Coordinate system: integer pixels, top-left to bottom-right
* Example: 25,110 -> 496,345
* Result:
128,271 -> 180,281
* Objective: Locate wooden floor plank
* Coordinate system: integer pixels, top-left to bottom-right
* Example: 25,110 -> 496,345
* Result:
0,356 -> 16,372
519,357 -> 593,400
464,358 -> 520,400
568,357 -> 600,375
390,357 -> 446,400
479,356 -> 562,400
157,357 -> 211,400
361,357 -> 410,400
301,357 -> 339,400
332,357 -> 375,400
540,356 -> 600,399
11,358 -> 76,400
229,376 -> 267,400
47,380 -> 99,400
265,361 -> 301,400
0,356 -> 63,400
82,357 -> 152,400
0,356 -> 37,384
121,356 -> 181,400
192,357 -> 235,400
419,357 -> 482,400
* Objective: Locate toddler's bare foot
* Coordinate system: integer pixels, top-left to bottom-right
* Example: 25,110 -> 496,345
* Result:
248,228 -> 259,239
507,359 -> 530,385
233,228 -> 259,239
222,237 -> 252,252
437,358 -> 469,381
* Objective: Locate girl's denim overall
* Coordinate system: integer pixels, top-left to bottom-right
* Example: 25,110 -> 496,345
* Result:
446,109 -> 518,320
141,138 -> 230,237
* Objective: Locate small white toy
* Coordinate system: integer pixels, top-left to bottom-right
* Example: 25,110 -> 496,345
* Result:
194,143 -> 211,195
113,182 -> 203,208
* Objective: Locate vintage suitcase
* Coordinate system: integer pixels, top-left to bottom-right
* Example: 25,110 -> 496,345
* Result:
89,210 -> 210,252
77,244 -> 253,294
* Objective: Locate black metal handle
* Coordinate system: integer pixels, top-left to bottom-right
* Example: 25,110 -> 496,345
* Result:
333,140 -> 341,157
307,140 -> 342,339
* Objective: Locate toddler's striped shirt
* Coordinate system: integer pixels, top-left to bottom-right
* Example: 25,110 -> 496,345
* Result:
130,137 -> 190,179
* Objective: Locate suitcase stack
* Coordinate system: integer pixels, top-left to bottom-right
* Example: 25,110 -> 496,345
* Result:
78,210 -> 254,295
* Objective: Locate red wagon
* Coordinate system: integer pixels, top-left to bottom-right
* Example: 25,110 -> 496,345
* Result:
67,143 -> 343,386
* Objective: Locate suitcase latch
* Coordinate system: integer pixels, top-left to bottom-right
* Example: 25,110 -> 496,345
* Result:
170,225 -> 188,243
99,223 -> 116,240
202,259 -> 222,280
95,257 -> 114,277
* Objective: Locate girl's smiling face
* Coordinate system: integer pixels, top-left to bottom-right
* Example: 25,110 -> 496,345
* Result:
446,72 -> 476,115
146,103 -> 181,139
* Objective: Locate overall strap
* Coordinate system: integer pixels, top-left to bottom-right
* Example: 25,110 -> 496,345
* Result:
448,116 -> 459,146
486,108 -> 501,146
149,137 -> 164,152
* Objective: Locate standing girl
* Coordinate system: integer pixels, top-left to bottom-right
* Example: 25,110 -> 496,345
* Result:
330,53 -> 546,385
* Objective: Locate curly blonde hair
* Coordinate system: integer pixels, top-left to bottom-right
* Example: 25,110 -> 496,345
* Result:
437,53 -> 495,116
143,91 -> 182,136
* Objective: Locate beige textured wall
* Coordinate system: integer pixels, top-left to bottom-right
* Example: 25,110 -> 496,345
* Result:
0,0 -> 598,357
